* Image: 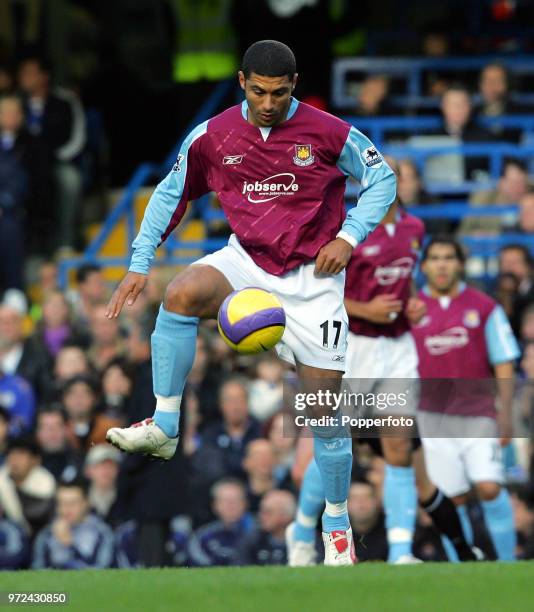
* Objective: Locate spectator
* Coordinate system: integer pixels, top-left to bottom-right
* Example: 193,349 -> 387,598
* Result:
35,407 -> 79,482
0,369 -> 36,436
67,265 -> 107,333
101,358 -> 133,423
476,63 -> 524,142
459,159 -> 530,235
188,478 -> 253,567
437,84 -> 493,180
397,159 -> 435,207
62,374 -> 119,451
29,291 -> 85,361
54,344 -> 91,384
248,357 -> 284,422
243,439 -> 276,513
518,190 -> 534,234
347,481 -> 388,562
84,444 -> 123,527
521,306 -> 534,344
511,488 -> 534,559
201,378 -> 262,480
498,245 -> 534,337
267,412 -> 296,489
18,56 -> 86,252
0,437 -> 55,535
0,94 -> 32,290
234,489 -> 295,566
87,303 -> 126,372
32,478 -> 114,569
0,64 -> 13,95
0,405 -> 9,465
354,75 -> 393,117
0,510 -> 30,569
494,272 -> 520,322
0,303 -> 50,401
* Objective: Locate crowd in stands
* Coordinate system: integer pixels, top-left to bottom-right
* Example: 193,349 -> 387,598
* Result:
0,248 -> 533,570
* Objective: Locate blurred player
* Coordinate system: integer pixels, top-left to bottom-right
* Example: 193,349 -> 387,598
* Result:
105,40 -> 396,566
287,160 -> 478,565
413,237 -> 519,561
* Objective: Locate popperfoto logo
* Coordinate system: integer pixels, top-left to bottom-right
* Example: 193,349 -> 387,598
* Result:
242,173 -> 300,203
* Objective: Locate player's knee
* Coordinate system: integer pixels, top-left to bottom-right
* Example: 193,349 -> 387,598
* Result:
163,276 -> 200,316
475,481 -> 501,501
381,437 -> 412,467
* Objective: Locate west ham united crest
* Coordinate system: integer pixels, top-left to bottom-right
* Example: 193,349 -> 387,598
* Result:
293,144 -> 315,166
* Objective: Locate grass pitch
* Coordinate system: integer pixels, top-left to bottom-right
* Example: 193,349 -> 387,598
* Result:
2,562 -> 532,612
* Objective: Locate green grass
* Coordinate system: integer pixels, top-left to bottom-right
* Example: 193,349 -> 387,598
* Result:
2,563 -> 533,612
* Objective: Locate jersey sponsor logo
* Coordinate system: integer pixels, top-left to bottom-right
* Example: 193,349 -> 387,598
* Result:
424,326 -> 469,355
374,257 -> 414,285
293,144 -> 315,166
223,154 -> 244,165
463,310 -> 480,328
172,154 -> 184,172
242,173 -> 299,203
362,146 -> 383,168
362,245 -> 381,256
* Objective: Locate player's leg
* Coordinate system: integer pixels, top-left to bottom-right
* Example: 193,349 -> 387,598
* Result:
107,264 -> 233,457
286,435 -> 322,566
296,362 -> 354,565
466,436 -> 516,561
413,446 -> 477,561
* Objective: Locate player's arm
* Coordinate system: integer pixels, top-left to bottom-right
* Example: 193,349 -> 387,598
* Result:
485,305 -> 521,445
336,126 -> 396,249
106,122 -> 209,318
405,279 -> 426,325
344,295 -> 403,324
315,127 -> 396,275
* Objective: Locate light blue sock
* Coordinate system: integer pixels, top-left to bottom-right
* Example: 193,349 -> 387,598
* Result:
151,304 -> 198,438
441,504 -> 472,562
311,434 -> 351,533
384,464 -> 417,562
294,460 -> 324,543
481,489 -> 516,561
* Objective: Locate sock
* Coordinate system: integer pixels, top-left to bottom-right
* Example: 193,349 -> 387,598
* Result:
422,490 -> 475,561
294,460 -> 324,543
151,305 -> 199,438
311,434 -> 351,533
481,489 -> 516,561
384,464 -> 417,562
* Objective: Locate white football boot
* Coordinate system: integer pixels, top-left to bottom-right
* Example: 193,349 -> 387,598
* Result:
393,554 -> 423,565
106,418 -> 178,460
322,528 -> 357,566
285,522 -> 318,567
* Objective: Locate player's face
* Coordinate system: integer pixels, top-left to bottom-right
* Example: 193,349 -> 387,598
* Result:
238,71 -> 297,127
422,244 -> 463,293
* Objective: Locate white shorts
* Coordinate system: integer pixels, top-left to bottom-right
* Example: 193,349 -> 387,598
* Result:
192,234 -> 348,371
343,331 -> 419,416
419,412 -> 504,497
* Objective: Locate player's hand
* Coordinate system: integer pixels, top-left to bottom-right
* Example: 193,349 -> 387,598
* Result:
105,271 -> 147,319
363,294 -> 403,324
405,297 -> 427,325
315,238 -> 353,275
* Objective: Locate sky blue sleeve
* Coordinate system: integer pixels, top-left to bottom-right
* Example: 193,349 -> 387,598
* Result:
129,121 -> 208,274
336,126 -> 396,245
484,305 -> 521,365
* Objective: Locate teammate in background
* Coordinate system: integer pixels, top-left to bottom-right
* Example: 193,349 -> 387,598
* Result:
105,40 -> 396,566
413,237 -> 520,561
287,159 -> 478,565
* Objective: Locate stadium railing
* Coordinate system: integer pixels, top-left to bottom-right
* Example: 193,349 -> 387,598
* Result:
344,115 -> 534,148
331,56 -> 534,110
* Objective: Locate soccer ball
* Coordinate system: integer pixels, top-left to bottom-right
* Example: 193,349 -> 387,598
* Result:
217,288 -> 286,354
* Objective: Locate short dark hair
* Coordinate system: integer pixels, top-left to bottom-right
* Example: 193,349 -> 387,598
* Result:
242,40 -> 296,80
0,405 -> 10,423
502,157 -> 528,176
422,236 -> 466,263
7,436 -> 41,457
18,54 -> 52,74
58,476 -> 90,497
443,82 -> 471,97
499,243 -> 533,268
61,374 -> 100,397
76,264 -> 101,284
37,404 -> 68,424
